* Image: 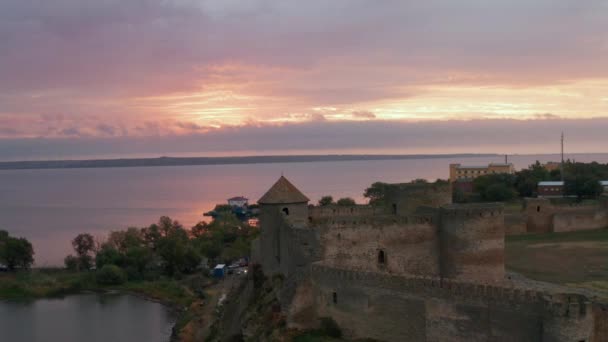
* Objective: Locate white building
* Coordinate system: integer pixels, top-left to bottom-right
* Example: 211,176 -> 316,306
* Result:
227,196 -> 249,208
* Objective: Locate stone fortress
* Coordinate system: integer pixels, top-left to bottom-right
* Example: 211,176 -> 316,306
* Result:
251,176 -> 608,342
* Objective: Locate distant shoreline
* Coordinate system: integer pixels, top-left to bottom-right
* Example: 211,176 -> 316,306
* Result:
0,153 -> 500,171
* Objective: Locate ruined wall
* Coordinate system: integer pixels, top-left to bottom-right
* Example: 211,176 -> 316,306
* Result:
439,204 -> 505,283
525,198 -> 554,233
525,198 -> 608,233
311,263 -> 596,342
316,214 -> 441,277
593,304 -> 608,341
553,210 -> 608,232
504,211 -> 527,235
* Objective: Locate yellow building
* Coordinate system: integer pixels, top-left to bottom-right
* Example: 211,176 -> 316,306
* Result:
449,163 -> 514,182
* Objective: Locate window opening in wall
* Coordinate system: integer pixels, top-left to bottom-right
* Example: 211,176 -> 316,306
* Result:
392,203 -> 397,215
537,206 -> 541,212
332,292 -> 338,304
378,249 -> 386,264
282,207 -> 289,215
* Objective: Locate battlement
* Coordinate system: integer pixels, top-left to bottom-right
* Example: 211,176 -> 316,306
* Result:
310,213 -> 438,228
308,205 -> 387,219
311,263 -> 592,318
440,203 -> 504,218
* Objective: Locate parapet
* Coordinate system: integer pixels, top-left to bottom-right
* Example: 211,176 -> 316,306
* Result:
440,203 -> 504,218
308,205 -> 387,219
310,213 -> 439,229
310,263 -> 592,317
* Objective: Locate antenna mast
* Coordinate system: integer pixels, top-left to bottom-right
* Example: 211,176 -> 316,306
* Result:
560,132 -> 564,183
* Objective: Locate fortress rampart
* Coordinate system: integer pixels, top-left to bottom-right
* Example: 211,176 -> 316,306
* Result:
311,263 -> 599,342
253,177 -> 607,341
525,197 -> 608,233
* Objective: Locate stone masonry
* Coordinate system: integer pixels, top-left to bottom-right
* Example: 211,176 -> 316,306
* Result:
251,176 -> 607,342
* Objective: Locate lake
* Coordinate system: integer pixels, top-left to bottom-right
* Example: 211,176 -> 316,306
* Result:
0,294 -> 176,342
1,153 -> 607,266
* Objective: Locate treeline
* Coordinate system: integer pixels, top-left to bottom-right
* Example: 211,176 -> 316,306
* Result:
64,213 -> 258,284
457,161 -> 608,202
0,230 -> 34,271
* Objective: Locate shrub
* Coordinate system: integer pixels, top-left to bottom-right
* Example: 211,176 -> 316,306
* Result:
64,255 -> 79,271
96,265 -> 127,286
319,317 -> 342,338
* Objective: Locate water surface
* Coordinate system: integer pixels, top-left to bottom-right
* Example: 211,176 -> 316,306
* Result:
1,153 -> 607,265
0,294 -> 176,342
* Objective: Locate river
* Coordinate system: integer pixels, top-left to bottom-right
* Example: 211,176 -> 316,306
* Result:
0,293 -> 176,342
1,153 -> 607,266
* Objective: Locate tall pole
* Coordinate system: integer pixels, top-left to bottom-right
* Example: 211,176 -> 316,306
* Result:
561,132 -> 564,183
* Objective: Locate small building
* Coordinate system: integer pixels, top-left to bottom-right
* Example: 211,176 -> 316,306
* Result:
228,196 -> 249,208
449,163 -> 514,182
538,181 -> 564,198
213,264 -> 226,278
601,181 -> 608,194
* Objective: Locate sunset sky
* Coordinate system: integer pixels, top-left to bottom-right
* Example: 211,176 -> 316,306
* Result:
1,1 -> 608,160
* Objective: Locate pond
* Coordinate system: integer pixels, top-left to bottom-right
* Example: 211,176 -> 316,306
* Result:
0,293 -> 176,342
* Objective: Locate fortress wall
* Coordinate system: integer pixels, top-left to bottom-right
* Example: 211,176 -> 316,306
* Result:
525,198 -> 555,233
553,210 -> 608,232
525,198 -> 607,233
311,264 -> 594,342
318,217 -> 440,277
504,212 -> 526,235
308,205 -> 387,219
439,204 -> 505,283
593,304 -> 608,341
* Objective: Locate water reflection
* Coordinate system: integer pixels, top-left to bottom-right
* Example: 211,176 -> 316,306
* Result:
0,294 -> 176,342
1,153 -> 608,265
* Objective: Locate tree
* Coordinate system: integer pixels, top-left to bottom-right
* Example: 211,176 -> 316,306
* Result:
565,176 -> 603,200
95,244 -> 123,269
70,233 -> 96,271
484,183 -> 517,202
336,197 -> 356,206
473,174 -> 517,202
514,161 -> 550,197
318,196 -> 334,206
157,227 -> 201,276
64,255 -> 79,271
96,265 -> 127,285
0,232 -> 34,271
363,182 -> 391,206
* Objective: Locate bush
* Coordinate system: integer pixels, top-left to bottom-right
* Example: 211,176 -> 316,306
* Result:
96,265 -> 127,285
336,197 -> 356,206
64,255 -> 79,271
319,317 -> 342,338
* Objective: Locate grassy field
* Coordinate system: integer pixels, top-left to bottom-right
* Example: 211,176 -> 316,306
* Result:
506,228 -> 608,297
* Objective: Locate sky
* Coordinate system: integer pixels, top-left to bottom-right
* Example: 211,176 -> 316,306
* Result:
1,0 -> 608,160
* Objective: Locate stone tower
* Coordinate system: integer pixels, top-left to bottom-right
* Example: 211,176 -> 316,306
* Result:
258,176 -> 310,275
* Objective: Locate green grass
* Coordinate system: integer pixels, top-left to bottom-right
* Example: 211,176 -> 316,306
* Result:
0,269 -> 197,307
506,228 -> 608,244
506,228 -> 608,296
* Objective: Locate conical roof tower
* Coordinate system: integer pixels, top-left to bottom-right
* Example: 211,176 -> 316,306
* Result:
258,176 -> 310,204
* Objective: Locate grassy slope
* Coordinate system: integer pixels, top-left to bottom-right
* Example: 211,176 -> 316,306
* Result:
506,228 -> 608,297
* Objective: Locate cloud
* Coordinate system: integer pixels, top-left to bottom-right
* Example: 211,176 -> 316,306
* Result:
59,127 -> 82,137
351,110 -> 376,119
0,1 -> 607,144
2,117 -> 608,161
